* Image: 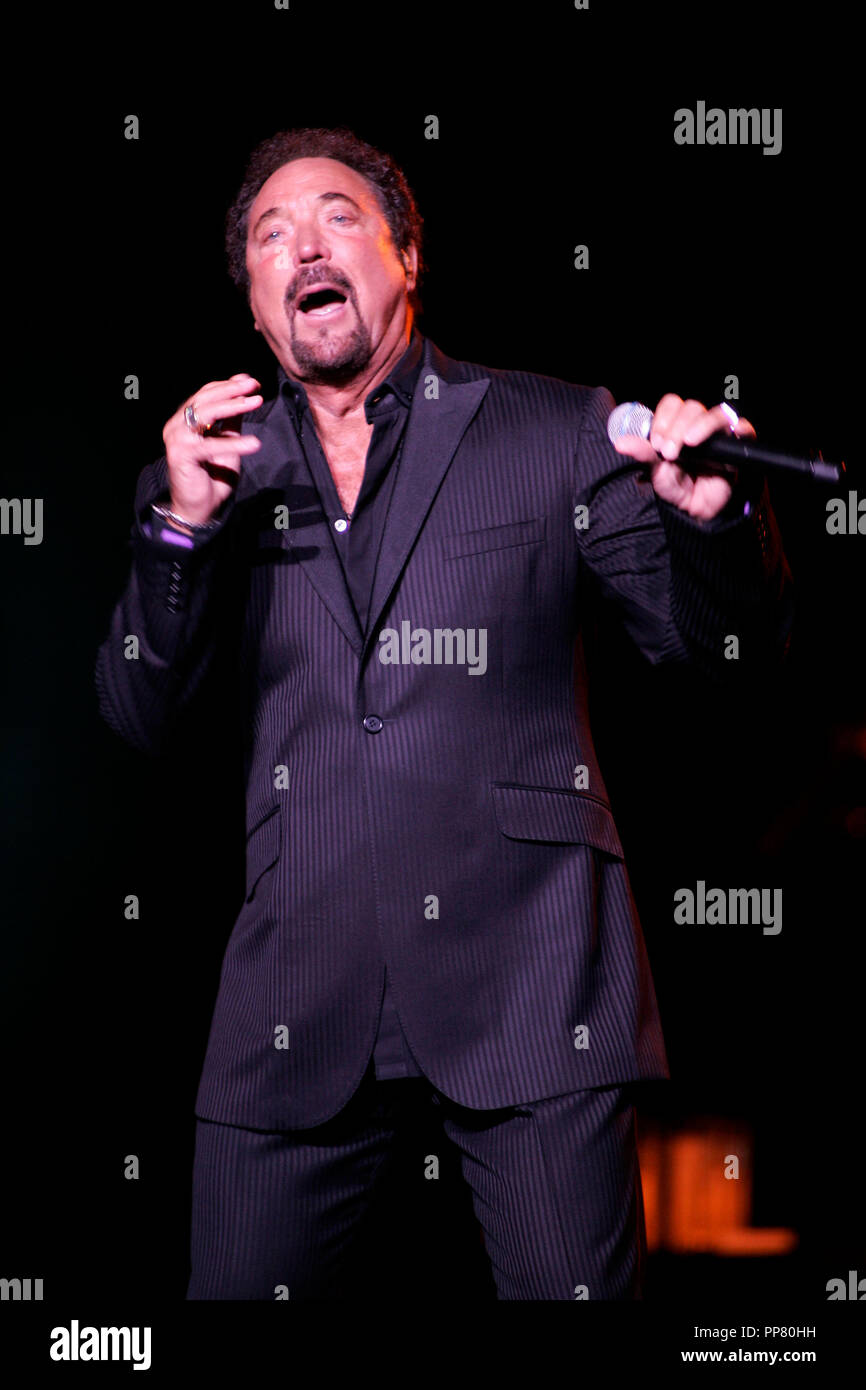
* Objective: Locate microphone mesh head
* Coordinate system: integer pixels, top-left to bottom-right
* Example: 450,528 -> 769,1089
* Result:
607,401 -> 653,444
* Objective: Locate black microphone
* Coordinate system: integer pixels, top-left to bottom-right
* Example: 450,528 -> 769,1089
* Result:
607,401 -> 844,483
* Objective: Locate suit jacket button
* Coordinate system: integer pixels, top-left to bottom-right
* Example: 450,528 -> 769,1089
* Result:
363,715 -> 383,733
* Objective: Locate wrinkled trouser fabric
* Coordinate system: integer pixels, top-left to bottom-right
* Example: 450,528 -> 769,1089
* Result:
186,1065 -> 646,1301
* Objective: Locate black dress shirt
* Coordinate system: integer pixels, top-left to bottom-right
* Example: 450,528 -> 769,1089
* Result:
277,327 -> 425,1081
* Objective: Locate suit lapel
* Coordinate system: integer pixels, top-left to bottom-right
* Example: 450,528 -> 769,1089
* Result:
242,393 -> 365,656
363,342 -> 490,658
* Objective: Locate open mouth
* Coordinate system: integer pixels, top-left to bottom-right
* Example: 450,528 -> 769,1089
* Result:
296,286 -> 349,317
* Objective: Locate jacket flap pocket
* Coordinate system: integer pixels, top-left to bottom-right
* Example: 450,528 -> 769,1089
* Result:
245,803 -> 281,901
491,783 -> 624,859
444,516 -> 546,559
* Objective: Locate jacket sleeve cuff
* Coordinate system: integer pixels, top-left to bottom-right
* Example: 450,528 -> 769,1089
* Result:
654,472 -> 793,673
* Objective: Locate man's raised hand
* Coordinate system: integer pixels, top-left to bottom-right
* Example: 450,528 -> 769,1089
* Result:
162,374 -> 264,526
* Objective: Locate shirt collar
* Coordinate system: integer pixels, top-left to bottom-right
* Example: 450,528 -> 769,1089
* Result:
277,325 -> 424,424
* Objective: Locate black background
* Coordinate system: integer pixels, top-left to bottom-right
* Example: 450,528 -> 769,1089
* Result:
2,0 -> 862,1345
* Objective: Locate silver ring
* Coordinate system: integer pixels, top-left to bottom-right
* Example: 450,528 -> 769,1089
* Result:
184,402 -> 207,435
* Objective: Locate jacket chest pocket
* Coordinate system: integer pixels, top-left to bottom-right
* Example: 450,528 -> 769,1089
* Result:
443,516 -> 546,560
491,782 -> 624,859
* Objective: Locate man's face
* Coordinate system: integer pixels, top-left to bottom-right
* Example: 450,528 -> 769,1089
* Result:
244,156 -> 417,383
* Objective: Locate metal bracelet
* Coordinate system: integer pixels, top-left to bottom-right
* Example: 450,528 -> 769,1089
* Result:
152,503 -> 221,533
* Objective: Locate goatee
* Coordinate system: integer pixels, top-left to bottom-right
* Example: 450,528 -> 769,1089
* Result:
289,314 -> 373,386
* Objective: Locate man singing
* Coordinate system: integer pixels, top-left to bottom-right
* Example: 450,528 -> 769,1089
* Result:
95,126 -> 793,1300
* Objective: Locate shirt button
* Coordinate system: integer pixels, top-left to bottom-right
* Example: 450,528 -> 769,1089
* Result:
363,715 -> 383,733
334,518 -> 348,533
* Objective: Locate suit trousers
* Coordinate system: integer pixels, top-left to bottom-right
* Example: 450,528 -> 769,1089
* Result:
186,1064 -> 647,1301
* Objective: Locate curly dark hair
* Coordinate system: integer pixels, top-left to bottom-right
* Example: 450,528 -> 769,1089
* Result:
225,126 -> 425,314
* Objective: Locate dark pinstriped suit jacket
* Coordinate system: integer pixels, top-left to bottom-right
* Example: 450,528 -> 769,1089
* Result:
95,333 -> 793,1130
